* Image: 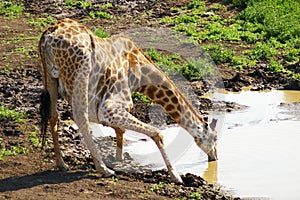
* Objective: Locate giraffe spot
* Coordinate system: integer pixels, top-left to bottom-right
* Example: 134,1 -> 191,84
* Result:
141,67 -> 151,75
170,111 -> 180,120
166,90 -> 173,96
155,90 -> 164,99
155,99 -> 165,106
149,73 -> 163,83
165,104 -> 175,111
171,96 -> 179,104
68,47 -> 74,56
163,97 -> 169,102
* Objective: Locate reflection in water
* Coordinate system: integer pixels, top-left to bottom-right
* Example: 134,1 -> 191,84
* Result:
203,161 -> 218,183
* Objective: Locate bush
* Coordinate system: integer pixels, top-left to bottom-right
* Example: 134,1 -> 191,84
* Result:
203,44 -> 235,64
0,1 -> 23,17
269,59 -> 283,72
249,41 -> 278,60
238,0 -> 300,43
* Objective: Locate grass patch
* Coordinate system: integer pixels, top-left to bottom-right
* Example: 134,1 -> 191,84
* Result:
101,3 -> 113,9
160,0 -> 300,78
0,1 -> 23,17
202,44 -> 235,64
89,11 -> 113,19
0,104 -> 27,122
94,27 -> 110,38
64,0 -> 92,8
238,0 -> 300,43
28,126 -> 42,148
145,48 -> 214,81
28,15 -> 57,28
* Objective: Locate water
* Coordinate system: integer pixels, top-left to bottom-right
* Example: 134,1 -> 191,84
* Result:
91,89 -> 300,200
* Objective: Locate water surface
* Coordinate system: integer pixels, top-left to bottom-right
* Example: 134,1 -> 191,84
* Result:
92,89 -> 300,200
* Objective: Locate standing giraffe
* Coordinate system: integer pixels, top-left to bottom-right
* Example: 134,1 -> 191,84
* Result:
38,18 -> 218,183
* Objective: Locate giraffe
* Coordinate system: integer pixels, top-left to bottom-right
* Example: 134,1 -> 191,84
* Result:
38,18 -> 218,183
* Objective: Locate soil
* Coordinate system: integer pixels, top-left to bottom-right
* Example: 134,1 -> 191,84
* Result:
0,0 -> 298,199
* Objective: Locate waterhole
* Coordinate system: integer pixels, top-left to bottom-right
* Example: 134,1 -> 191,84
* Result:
92,89 -> 300,199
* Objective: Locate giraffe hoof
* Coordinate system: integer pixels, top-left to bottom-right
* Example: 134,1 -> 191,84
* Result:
101,170 -> 118,179
57,163 -> 69,171
171,172 -> 183,183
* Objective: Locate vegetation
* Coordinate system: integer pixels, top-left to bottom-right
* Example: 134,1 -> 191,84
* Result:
145,48 -> 214,81
0,140 -> 28,161
0,1 -> 23,17
94,27 -> 110,38
0,104 -> 27,123
160,0 -> 300,77
64,0 -> 92,9
89,11 -> 113,19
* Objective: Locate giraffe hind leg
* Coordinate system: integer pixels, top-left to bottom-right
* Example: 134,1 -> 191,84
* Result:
44,77 -> 69,171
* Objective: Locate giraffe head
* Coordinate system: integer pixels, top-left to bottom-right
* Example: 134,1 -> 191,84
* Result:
193,118 -> 218,161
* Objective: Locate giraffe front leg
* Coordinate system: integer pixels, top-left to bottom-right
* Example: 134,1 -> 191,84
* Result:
151,134 -> 182,183
114,127 -> 125,161
72,77 -> 115,177
101,103 -> 182,183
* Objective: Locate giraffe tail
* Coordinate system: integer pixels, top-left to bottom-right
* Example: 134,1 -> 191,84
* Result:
40,90 -> 50,150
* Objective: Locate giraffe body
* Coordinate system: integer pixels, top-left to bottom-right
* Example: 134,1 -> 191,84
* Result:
38,18 -> 217,183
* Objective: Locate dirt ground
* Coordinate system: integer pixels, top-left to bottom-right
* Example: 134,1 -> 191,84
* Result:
0,0 -> 298,199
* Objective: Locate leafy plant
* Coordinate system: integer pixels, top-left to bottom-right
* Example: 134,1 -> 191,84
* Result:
0,1 -> 23,17
132,92 -> 152,103
238,0 -> 300,43
89,11 -> 113,19
188,192 -> 203,199
268,59 -> 283,72
0,138 -> 28,161
28,15 -> 57,28
29,126 -> 42,148
248,41 -> 278,60
101,3 -> 113,9
203,44 -> 235,64
94,27 -> 110,38
64,0 -> 92,8
231,55 -> 256,69
0,104 -> 27,122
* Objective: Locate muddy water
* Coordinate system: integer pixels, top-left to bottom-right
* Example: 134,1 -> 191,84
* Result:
92,90 -> 300,199
194,89 -> 300,199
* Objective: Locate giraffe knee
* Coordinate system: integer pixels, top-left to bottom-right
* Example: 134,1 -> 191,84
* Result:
151,133 -> 164,145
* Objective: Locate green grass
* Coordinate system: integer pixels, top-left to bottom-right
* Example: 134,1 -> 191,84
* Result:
64,0 -> 92,8
0,138 -> 28,161
238,0 -> 300,44
145,48 -> 214,81
202,44 -> 235,64
159,0 -> 300,78
89,11 -> 113,19
29,126 -> 42,148
28,15 -> 57,28
0,104 -> 27,123
94,27 -> 110,38
0,1 -> 23,17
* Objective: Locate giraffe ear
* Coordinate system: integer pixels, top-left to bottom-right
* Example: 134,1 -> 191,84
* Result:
209,118 -> 217,131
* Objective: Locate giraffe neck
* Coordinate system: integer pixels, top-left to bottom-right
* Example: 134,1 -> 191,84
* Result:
128,49 -> 205,136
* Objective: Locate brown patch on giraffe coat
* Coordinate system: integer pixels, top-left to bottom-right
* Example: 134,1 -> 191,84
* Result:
128,53 -> 138,68
165,104 -> 175,111
155,90 -> 164,99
